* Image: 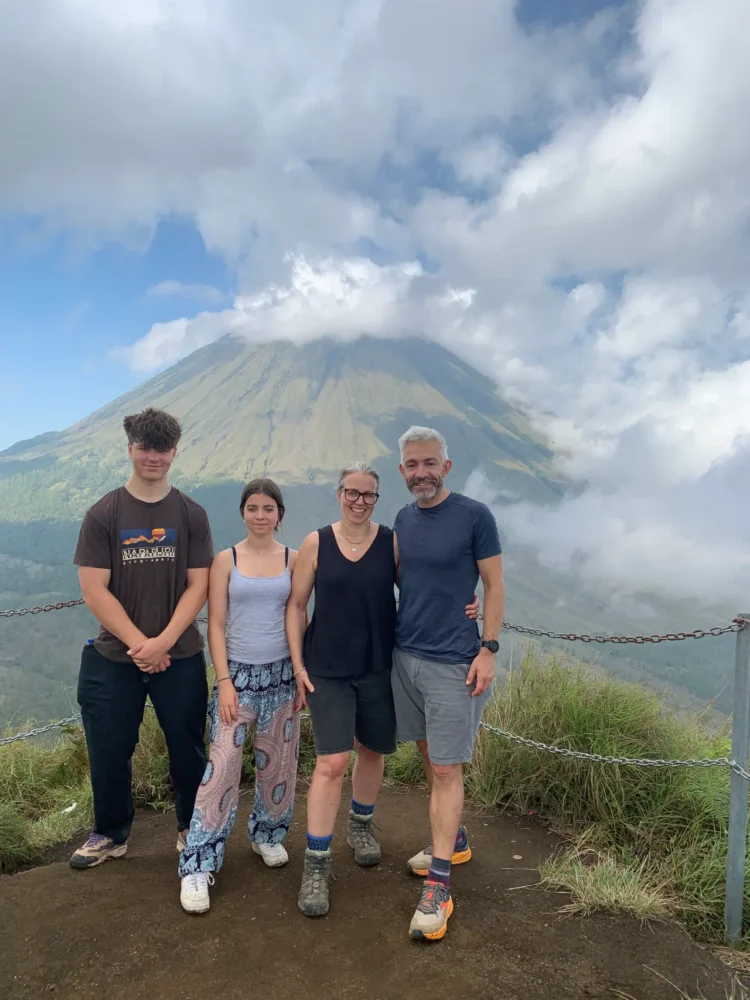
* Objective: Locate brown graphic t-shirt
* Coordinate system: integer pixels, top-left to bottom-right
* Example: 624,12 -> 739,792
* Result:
73,486 -> 214,662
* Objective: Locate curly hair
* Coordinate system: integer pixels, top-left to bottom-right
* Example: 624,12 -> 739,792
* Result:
123,408 -> 182,452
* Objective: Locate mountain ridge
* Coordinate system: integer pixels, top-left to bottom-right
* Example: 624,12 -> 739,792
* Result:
0,334 -> 734,724
0,335 -> 563,522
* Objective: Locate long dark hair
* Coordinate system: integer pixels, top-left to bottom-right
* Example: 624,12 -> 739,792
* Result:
239,478 -> 286,531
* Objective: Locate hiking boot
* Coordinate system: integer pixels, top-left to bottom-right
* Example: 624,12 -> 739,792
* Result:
252,841 -> 289,867
180,872 -> 215,914
406,825 -> 471,876
69,832 -> 128,869
176,829 -> 187,853
409,880 -> 454,941
297,849 -> 332,917
346,811 -> 381,866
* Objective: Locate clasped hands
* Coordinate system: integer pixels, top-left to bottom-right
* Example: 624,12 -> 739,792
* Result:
127,635 -> 171,673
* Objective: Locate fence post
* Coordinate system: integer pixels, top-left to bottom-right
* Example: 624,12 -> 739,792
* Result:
725,614 -> 750,946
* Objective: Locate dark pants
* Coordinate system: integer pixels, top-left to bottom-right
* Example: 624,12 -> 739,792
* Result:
306,670 -> 397,756
77,644 -> 208,844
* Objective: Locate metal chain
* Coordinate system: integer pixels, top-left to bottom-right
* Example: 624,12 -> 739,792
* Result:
499,619 -> 744,644
0,599 -> 85,618
0,714 -> 83,745
479,721 -> 750,781
1,602 -> 743,645
4,710 -> 749,782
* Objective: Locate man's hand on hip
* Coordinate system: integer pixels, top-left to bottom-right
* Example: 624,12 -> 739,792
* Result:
466,649 -> 495,697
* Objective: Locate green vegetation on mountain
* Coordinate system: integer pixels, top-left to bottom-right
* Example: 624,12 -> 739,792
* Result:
0,334 -> 737,724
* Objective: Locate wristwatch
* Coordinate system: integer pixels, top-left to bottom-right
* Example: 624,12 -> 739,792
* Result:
481,639 -> 500,654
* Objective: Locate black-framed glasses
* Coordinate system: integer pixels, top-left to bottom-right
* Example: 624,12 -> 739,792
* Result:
342,488 -> 379,505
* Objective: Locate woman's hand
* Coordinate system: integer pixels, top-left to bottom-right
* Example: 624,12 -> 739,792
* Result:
294,667 -> 314,712
217,678 -> 239,725
465,592 -> 480,619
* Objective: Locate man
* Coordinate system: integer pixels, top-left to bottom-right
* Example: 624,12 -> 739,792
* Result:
70,407 -> 214,869
392,425 -> 505,941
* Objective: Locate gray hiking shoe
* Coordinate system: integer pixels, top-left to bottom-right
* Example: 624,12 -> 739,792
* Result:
346,811 -> 381,866
298,849 -> 332,917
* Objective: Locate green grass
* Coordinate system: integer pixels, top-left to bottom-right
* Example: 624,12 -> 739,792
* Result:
380,647 -> 745,944
459,649 -> 741,942
1,647 -> 746,948
0,682 -> 320,875
538,846 -> 675,921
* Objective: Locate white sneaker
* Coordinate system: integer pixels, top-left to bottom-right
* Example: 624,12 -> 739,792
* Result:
252,842 -> 289,867
180,872 -> 214,914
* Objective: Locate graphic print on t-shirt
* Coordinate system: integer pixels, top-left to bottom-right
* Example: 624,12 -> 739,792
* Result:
120,528 -> 177,564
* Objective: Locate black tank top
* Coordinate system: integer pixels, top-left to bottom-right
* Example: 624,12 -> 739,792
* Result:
303,524 -> 397,679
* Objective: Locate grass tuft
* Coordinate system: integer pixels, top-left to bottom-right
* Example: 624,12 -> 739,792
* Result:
539,846 -> 675,921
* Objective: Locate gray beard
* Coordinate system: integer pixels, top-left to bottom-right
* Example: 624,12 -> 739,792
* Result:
409,478 -> 442,500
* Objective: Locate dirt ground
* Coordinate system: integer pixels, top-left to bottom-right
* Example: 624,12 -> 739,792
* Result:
0,783 -> 735,1000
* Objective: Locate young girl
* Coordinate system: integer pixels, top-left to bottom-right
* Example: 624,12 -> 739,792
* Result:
179,478 -> 300,914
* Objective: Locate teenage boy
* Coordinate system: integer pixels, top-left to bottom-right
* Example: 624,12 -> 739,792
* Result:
70,407 -> 213,868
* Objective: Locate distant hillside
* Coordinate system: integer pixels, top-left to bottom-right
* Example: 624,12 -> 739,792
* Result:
0,335 -> 563,522
0,335 -> 736,725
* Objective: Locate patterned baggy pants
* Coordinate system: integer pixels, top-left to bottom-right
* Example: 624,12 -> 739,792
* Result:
178,656 -> 299,876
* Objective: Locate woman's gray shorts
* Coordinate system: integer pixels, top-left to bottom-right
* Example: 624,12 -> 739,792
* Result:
391,646 -> 493,765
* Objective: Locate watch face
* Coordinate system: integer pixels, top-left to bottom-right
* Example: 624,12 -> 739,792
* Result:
483,640 -> 499,653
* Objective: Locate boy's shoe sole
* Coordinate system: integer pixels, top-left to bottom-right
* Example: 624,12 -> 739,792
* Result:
409,847 -> 472,877
409,896 -> 454,941
69,843 -> 128,869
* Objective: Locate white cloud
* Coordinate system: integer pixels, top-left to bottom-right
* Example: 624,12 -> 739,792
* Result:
147,280 -> 224,303
4,0 -> 750,609
116,256 -> 423,371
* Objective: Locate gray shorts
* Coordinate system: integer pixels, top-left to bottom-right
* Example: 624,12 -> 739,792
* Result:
391,647 -> 493,766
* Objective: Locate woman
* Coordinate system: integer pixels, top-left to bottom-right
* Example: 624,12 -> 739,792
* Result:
179,478 -> 300,915
287,462 -> 396,918
287,463 -> 477,918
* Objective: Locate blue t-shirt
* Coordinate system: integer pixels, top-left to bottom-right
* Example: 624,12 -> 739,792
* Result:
394,492 -> 502,664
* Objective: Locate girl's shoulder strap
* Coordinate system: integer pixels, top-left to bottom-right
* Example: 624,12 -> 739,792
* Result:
231,545 -> 237,565
284,546 -> 289,567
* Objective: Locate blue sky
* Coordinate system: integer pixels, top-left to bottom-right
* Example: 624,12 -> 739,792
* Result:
0,217 -> 232,450
2,0 -> 750,604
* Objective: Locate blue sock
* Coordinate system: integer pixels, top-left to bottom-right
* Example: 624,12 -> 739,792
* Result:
455,825 -> 468,851
351,798 -> 375,818
307,833 -> 332,853
427,855 -> 451,888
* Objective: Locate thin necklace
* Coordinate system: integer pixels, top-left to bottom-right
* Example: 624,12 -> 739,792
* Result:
339,524 -> 371,552
244,542 -> 276,557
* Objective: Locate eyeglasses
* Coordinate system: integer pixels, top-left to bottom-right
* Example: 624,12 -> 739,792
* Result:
342,489 -> 379,505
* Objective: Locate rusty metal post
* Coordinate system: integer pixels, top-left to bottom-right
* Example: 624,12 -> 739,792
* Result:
725,614 -> 750,945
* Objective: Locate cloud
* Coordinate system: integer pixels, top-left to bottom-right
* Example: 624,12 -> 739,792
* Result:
116,256 -> 423,371
147,280 -> 225,303
5,0 -> 750,609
